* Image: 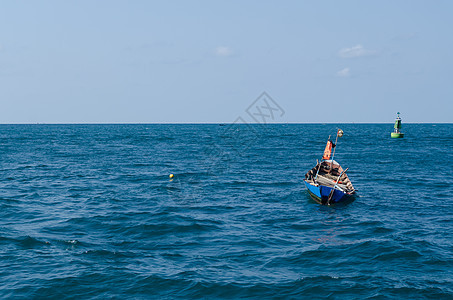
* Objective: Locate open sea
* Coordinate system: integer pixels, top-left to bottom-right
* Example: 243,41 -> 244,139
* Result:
0,124 -> 452,299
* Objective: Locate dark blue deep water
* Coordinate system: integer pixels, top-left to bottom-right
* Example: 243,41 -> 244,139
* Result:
0,124 -> 452,299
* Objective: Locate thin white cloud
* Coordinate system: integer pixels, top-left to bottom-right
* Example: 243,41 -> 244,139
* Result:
215,46 -> 233,57
338,44 -> 377,58
336,67 -> 350,77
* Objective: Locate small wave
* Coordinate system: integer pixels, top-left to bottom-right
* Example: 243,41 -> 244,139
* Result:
79,249 -> 133,259
123,222 -> 221,239
372,248 -> 423,261
6,236 -> 52,249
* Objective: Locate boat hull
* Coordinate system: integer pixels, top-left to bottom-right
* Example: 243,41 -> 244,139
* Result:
304,180 -> 353,205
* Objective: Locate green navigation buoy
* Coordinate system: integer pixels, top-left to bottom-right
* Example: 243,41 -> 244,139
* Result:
391,112 -> 404,138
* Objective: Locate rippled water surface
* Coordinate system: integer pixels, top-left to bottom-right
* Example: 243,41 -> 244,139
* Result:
0,124 -> 452,299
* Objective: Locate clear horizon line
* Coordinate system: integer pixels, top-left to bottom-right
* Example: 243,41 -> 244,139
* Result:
0,122 -> 452,125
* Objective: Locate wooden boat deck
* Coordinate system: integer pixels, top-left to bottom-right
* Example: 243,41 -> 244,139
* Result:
304,160 -> 355,193
315,175 -> 349,191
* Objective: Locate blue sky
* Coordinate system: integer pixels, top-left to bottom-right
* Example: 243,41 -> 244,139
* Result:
1,1 -> 452,123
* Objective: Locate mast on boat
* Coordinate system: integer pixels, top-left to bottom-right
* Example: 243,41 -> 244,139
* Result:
319,129 -> 343,173
330,129 -> 343,165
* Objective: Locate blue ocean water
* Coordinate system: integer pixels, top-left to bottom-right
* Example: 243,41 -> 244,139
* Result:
0,124 -> 452,299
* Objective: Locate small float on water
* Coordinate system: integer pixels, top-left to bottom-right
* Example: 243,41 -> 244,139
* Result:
304,129 -> 356,205
391,112 -> 404,138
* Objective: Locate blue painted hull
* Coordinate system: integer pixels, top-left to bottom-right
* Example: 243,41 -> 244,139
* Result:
304,180 -> 352,205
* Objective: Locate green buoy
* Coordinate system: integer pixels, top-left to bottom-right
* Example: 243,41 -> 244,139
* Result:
391,112 -> 404,138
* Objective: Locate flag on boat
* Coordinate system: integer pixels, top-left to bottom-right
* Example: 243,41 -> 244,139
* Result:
322,141 -> 335,160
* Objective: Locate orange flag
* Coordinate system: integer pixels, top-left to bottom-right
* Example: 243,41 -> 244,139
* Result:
322,141 -> 333,160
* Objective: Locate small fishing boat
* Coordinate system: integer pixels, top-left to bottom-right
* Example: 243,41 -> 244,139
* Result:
391,112 -> 404,138
304,129 -> 356,205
